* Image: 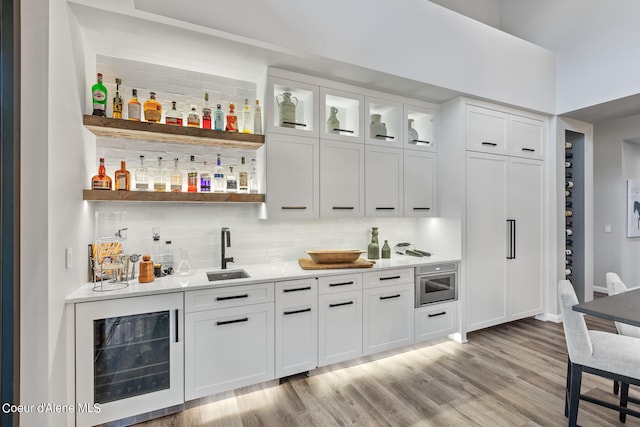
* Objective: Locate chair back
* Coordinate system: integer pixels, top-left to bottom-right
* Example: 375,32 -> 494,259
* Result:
606,272 -> 628,296
558,280 -> 593,360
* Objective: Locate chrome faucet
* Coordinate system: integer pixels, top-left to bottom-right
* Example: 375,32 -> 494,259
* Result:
221,227 -> 234,269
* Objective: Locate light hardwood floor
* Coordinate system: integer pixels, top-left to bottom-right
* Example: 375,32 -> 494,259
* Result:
133,314 -> 640,427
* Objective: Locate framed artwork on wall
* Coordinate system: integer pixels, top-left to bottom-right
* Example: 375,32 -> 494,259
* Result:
628,179 -> 640,237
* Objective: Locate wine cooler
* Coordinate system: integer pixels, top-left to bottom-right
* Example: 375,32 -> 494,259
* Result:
565,130 -> 586,302
75,293 -> 184,426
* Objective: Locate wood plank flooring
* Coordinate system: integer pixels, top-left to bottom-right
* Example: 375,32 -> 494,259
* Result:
133,313 -> 640,427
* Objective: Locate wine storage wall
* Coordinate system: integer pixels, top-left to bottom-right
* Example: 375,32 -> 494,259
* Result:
565,130 -> 586,302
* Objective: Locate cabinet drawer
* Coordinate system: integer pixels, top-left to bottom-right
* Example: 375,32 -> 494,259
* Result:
185,282 -> 274,313
318,273 -> 362,294
363,268 -> 413,289
414,302 -> 457,343
275,278 -> 317,305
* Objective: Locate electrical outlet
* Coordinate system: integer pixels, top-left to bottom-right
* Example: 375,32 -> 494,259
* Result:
268,248 -> 280,256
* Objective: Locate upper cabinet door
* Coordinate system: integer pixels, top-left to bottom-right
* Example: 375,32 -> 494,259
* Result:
466,105 -> 508,155
404,104 -> 437,152
404,150 -> 437,217
509,115 -> 545,160
365,145 -> 403,217
320,139 -> 365,218
267,76 -> 319,138
364,96 -> 403,148
320,87 -> 364,143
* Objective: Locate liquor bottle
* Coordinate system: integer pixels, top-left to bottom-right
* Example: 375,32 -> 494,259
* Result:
213,154 -> 225,192
187,155 -> 198,192
135,155 -> 149,191
187,105 -> 200,128
144,92 -> 162,123
213,104 -> 224,131
92,73 -> 107,116
238,157 -> 249,193
253,100 -> 262,135
200,161 -> 211,192
128,89 -> 141,121
112,78 -> 123,119
165,101 -> 183,126
154,157 -> 167,192
249,158 -> 259,194
225,166 -> 238,193
202,93 -> 212,129
241,99 -> 253,133
114,160 -> 131,191
170,158 -> 183,192
162,241 -> 174,275
91,157 -> 112,190
226,103 -> 238,132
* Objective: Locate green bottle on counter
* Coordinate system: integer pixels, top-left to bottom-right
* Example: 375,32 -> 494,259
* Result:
381,240 -> 391,259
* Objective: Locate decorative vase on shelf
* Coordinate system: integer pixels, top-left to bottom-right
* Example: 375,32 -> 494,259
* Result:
327,106 -> 340,134
370,114 -> 387,140
408,119 -> 419,144
276,92 -> 298,128
367,227 -> 380,260
381,240 -> 391,259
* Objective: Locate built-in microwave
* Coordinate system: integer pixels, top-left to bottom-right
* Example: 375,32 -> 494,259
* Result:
415,263 -> 458,307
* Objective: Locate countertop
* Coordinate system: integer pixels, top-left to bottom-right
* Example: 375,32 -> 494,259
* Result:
66,253 -> 460,304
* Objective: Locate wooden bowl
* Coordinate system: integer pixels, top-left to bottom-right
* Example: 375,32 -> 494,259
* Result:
304,249 -> 365,264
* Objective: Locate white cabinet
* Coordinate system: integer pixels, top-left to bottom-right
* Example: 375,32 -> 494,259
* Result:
405,104 -> 437,151
318,273 -> 363,367
363,282 -> 414,355
267,75 -> 319,138
365,96 -> 403,147
365,145 -> 403,217
275,278 -> 318,378
266,133 -> 319,219
184,283 -> 275,400
415,301 -> 457,343
404,149 -> 437,217
465,151 -> 544,332
509,114 -> 545,160
320,87 -> 364,143
75,293 -> 184,427
320,139 -> 365,217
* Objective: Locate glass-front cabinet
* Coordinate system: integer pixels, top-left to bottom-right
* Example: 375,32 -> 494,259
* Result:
267,76 -> 319,138
75,293 -> 184,426
404,104 -> 437,151
320,87 -> 364,143
364,96 -> 403,147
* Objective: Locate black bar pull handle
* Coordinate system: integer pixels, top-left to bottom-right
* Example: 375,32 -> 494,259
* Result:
333,128 -> 355,134
521,147 -> 536,152
482,141 -> 498,146
332,206 -> 355,210
283,286 -> 312,293
175,309 -> 179,343
412,139 -> 431,145
216,317 -> 249,326
282,206 -> 307,210
428,311 -> 447,318
329,301 -> 354,308
379,294 -> 401,300
282,121 -> 307,127
413,207 -> 431,211
329,281 -> 354,287
375,207 -> 396,211
379,275 -> 401,281
375,134 -> 395,139
216,293 -> 249,301
512,219 -> 516,259
284,308 -> 312,316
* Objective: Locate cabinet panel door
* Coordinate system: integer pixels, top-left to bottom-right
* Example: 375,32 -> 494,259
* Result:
318,290 -> 362,367
508,158 -> 544,319
509,115 -> 545,160
465,152 -> 509,332
466,105 -> 508,154
267,134 -> 319,219
363,283 -> 414,355
404,149 -> 437,217
184,303 -> 274,400
365,145 -> 403,217
415,301 -> 457,343
320,139 -> 364,217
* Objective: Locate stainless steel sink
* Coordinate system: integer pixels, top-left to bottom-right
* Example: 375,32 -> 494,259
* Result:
206,269 -> 250,281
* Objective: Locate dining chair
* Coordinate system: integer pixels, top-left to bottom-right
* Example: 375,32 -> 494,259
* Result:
558,279 -> 640,426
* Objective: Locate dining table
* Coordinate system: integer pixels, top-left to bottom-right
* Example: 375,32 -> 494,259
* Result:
572,287 -> 640,327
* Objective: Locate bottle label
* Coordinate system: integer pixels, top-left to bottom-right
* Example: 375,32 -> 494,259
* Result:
92,179 -> 111,190
188,173 -> 198,188
166,117 -> 183,126
93,89 -> 106,104
171,184 -> 182,191
128,103 -> 141,120
187,114 -> 200,127
226,116 -> 238,131
136,183 -> 149,190
145,109 -> 162,123
226,180 -> 238,191
116,174 -> 127,190
154,182 -> 166,191
239,172 -> 248,188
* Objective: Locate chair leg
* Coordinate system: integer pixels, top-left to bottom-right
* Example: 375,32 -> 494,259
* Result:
620,382 -> 630,423
615,380 -> 620,395
565,359 -> 571,417
568,363 -> 582,427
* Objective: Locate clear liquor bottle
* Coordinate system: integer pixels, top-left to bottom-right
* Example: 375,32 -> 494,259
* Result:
112,78 -> 123,119
213,154 -> 225,193
91,157 -> 112,190
226,103 -> 238,132
127,89 -> 141,121
144,92 -> 162,123
249,158 -> 259,194
114,160 -> 131,191
200,161 -> 211,192
92,73 -> 107,116
187,155 -> 198,192
165,101 -> 183,126
213,104 -> 224,131
135,155 -> 149,191
187,105 -> 200,128
238,157 -> 249,193
225,166 -> 238,193
170,158 -> 183,192
202,93 -> 212,129
242,99 -> 253,133
253,100 -> 262,134
154,157 -> 167,192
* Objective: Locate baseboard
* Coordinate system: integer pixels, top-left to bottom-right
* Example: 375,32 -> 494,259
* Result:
535,313 -> 562,323
593,285 -> 607,294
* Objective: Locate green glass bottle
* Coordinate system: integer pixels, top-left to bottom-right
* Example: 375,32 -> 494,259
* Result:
92,73 -> 107,116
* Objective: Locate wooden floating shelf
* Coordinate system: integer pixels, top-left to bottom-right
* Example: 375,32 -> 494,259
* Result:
83,189 -> 265,203
83,115 -> 265,150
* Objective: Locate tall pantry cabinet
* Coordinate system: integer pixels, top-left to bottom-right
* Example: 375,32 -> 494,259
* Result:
439,98 -> 547,334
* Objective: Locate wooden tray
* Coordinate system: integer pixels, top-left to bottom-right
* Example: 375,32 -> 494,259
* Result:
298,258 -> 375,270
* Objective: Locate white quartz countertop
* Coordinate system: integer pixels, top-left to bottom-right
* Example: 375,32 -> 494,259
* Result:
66,254 -> 460,304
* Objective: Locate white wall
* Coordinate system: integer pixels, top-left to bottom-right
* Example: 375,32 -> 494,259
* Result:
429,0 -> 501,28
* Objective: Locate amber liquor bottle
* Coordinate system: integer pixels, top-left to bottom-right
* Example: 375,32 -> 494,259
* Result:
112,78 -> 123,119
128,89 -> 142,121
114,160 -> 131,191
91,158 -> 112,190
144,92 -> 162,123
202,93 -> 212,129
226,103 -> 238,132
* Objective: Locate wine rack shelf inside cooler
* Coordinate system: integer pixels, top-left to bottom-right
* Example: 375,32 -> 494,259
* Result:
83,115 -> 265,150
